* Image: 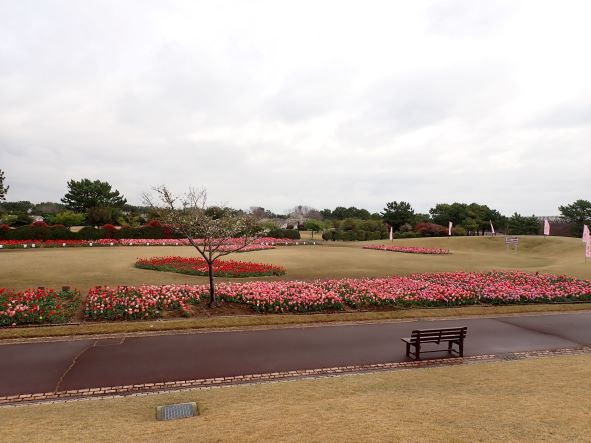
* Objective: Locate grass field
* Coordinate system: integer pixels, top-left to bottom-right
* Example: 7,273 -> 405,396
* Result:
1,235 -> 590,293
1,354 -> 589,442
2,235 -> 590,339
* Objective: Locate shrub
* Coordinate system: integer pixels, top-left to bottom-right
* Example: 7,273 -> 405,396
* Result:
414,222 -> 448,237
100,224 -> 117,238
87,206 -> 115,226
394,231 -> 418,239
113,226 -> 142,239
31,220 -> 49,229
4,226 -> 33,240
0,214 -> 17,226
452,226 -> 467,236
367,231 -> 381,241
48,210 -> 86,227
44,226 -> 75,240
141,225 -> 167,239
322,230 -> 336,241
11,213 -> 33,227
354,230 -> 366,241
267,228 -> 301,239
75,226 -> 107,240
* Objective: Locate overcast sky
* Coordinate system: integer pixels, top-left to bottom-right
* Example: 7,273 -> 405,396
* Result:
1,0 -> 590,215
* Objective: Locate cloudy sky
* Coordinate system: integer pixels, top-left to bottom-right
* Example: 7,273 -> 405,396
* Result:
1,0 -> 590,215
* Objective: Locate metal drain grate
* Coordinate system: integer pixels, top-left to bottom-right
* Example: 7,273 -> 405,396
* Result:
156,402 -> 198,421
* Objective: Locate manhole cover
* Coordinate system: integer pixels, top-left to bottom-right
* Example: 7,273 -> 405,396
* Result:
156,402 -> 198,421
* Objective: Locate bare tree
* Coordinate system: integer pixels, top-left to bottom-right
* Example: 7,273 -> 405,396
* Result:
0,170 -> 8,202
289,205 -> 323,220
144,186 -> 265,307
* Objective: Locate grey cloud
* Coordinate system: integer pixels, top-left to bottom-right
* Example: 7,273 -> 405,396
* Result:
336,64 -> 513,145
1,0 -> 589,217
530,101 -> 591,129
426,0 -> 516,37
262,67 -> 353,122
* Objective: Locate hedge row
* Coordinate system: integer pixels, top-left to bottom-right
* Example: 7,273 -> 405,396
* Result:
0,225 -> 179,241
0,224 -> 302,241
267,228 -> 301,240
322,230 -> 388,241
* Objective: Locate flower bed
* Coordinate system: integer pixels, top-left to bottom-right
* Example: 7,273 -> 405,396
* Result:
135,256 -> 286,277
84,285 -> 202,320
0,237 -> 305,250
0,287 -> 81,326
216,281 -> 343,312
363,244 -> 450,255
0,239 -> 116,248
42,240 -> 90,248
410,271 -> 591,304
119,239 -> 191,247
0,240 -> 40,249
81,271 -> 591,320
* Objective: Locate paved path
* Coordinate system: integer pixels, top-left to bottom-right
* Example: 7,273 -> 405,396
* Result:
1,312 -> 590,397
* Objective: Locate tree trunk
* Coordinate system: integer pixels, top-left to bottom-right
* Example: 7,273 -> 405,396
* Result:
207,260 -> 217,307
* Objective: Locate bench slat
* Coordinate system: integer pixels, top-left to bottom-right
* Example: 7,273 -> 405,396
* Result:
411,331 -> 464,337
402,326 -> 467,361
409,327 -> 467,333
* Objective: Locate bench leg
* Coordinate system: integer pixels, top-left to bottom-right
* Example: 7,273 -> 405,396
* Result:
415,343 -> 421,361
459,339 -> 464,357
406,342 -> 410,357
448,341 -> 453,354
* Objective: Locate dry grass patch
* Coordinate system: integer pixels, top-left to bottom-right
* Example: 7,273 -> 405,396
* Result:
1,236 -> 590,293
1,355 -> 590,442
1,235 -> 591,339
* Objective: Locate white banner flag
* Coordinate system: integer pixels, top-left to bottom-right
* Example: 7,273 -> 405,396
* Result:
582,225 -> 590,243
490,220 -> 495,235
389,225 -> 393,241
586,239 -> 591,259
448,221 -> 453,236
544,219 -> 550,236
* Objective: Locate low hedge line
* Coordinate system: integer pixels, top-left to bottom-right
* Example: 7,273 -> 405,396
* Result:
267,228 -> 301,239
322,230 -> 388,241
1,225 -> 302,241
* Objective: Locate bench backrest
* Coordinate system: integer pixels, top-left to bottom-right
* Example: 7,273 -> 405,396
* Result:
410,327 -> 467,343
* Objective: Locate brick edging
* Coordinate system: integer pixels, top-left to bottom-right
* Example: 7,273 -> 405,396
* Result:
1,346 -> 589,407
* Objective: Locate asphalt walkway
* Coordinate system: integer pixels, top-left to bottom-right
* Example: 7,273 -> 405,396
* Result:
1,311 -> 590,397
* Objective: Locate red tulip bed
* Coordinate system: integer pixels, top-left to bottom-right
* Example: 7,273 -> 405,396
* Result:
4,271 -> 590,326
364,244 -> 450,255
0,239 -> 118,249
0,287 -> 81,327
80,271 -> 591,320
135,256 -> 286,277
0,237 -> 301,250
84,285 -> 202,320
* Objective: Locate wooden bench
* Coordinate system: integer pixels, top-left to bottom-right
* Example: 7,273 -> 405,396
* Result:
401,326 -> 467,360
